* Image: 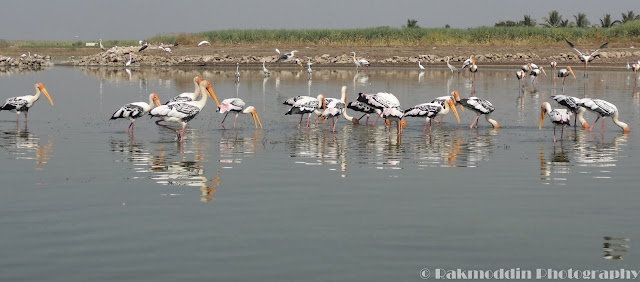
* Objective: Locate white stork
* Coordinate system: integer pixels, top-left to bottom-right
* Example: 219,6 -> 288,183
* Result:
99,39 -> 105,51
1,82 -> 54,126
150,80 -> 219,142
565,40 -> 608,77
110,93 -> 161,134
307,58 -> 313,79
551,94 -> 589,129
540,102 -> 571,142
459,97 -> 499,129
578,98 -> 629,133
165,76 -> 203,104
218,98 -> 262,130
235,63 -> 240,82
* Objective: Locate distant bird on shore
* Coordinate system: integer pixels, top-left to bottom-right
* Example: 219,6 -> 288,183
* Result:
198,40 -> 211,46
235,63 -> 240,82
275,48 -> 280,55
565,39 -> 608,77
99,39 -> 105,51
125,53 -> 132,67
276,50 -> 297,63
351,52 -> 370,69
307,58 -> 313,79
262,59 -> 270,77
138,42 -> 148,52
446,56 -> 457,72
418,60 -> 425,71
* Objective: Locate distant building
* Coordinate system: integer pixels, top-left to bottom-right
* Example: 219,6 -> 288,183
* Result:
85,42 -> 98,47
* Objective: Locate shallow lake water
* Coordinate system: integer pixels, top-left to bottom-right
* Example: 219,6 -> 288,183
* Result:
1,65 -> 639,281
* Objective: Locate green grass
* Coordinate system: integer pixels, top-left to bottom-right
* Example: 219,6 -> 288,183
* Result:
4,21 -> 640,48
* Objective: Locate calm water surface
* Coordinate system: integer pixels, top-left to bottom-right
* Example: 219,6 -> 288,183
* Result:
1,66 -> 639,281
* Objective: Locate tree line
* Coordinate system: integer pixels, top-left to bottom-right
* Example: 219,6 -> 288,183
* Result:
494,10 -> 640,28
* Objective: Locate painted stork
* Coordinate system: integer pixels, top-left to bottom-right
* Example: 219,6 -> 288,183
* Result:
149,80 -> 219,142
138,42 -> 148,52
404,98 -> 460,133
110,93 -> 161,134
550,94 -> 589,129
351,52 -> 370,69
516,70 -> 526,87
1,82 -> 54,126
356,92 -> 402,126
530,67 -> 546,84
459,97 -> 499,129
381,106 -> 404,134
540,102 -> 571,142
218,98 -> 262,130
276,50 -> 297,63
165,76 -> 203,104
565,40 -> 608,77
578,98 -> 629,133
347,101 -> 376,125
285,96 -> 320,129
430,91 -> 462,123
320,86 -> 348,132
557,66 -> 576,86
462,56 -> 473,69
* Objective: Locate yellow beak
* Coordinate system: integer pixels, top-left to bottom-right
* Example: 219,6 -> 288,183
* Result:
539,107 -> 546,130
569,67 -> 576,78
206,82 -> 219,107
38,83 -> 53,106
448,99 -> 460,123
252,109 -> 263,129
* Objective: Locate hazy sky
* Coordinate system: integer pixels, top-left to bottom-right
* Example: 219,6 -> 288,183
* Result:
2,0 -> 638,40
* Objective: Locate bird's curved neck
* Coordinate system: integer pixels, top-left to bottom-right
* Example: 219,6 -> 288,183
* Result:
485,114 -> 499,128
611,112 -> 629,132
33,86 -> 42,101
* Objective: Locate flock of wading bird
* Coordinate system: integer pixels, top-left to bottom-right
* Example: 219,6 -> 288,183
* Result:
1,41 -> 637,143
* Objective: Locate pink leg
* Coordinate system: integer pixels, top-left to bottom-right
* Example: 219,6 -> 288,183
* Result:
365,115 -> 370,125
24,112 -> 28,125
589,116 -> 600,133
298,114 -> 304,129
553,126 -> 557,143
601,118 -> 605,133
332,117 -> 338,132
233,114 -> 239,130
423,120 -> 429,133
127,121 -> 134,134
372,114 -> 381,126
306,114 -> 312,128
469,116 -> 479,129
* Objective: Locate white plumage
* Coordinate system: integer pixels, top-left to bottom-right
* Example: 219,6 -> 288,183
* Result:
165,76 -> 203,104
1,82 -> 54,126
356,92 -> 401,126
218,98 -> 262,129
285,96 -> 320,129
540,102 -> 571,142
459,97 -> 499,129
110,93 -> 161,134
579,98 -> 629,133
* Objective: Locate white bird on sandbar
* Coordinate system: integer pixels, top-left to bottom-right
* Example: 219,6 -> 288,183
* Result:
276,50 -> 297,63
1,82 -> 54,126
198,40 -> 211,46
262,59 -> 270,77
446,56 -> 458,73
150,80 -> 219,142
218,98 -> 262,130
351,52 -> 370,69
459,97 -> 499,129
539,102 -> 571,142
110,93 -> 161,134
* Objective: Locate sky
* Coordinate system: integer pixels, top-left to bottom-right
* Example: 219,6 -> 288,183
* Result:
1,0 -> 638,41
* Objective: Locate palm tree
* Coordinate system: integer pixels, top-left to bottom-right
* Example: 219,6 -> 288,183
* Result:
621,11 -> 639,23
559,19 -> 573,28
520,15 -> 537,27
403,19 -> 419,28
599,14 -> 621,28
573,13 -> 590,28
541,10 -> 563,28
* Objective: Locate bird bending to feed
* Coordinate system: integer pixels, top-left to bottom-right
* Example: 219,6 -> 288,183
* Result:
347,101 -> 375,125
516,70 -> 526,87
381,106 -> 404,134
530,66 -> 546,84
165,76 -> 203,104
110,93 -> 161,134
218,98 -> 262,130
150,80 -> 219,142
429,91 -> 462,123
276,50 -> 297,63
351,52 -> 370,69
565,40 -> 608,77
262,59 -> 270,77
550,94 -> 588,129
356,92 -> 402,126
459,97 -> 499,129
285,95 -> 320,129
1,82 -> 54,126
462,56 -> 473,69
197,40 -> 210,46
418,60 -> 425,71
540,102 -> 571,142
404,98 -> 460,133
578,98 -> 629,134
557,66 -> 576,86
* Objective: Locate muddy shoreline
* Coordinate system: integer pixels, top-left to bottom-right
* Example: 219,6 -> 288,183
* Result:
2,44 -> 639,69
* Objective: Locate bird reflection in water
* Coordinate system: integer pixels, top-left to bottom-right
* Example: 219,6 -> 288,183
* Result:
603,236 -> 630,260
0,128 -> 54,173
539,145 -> 570,185
219,130 -> 262,168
